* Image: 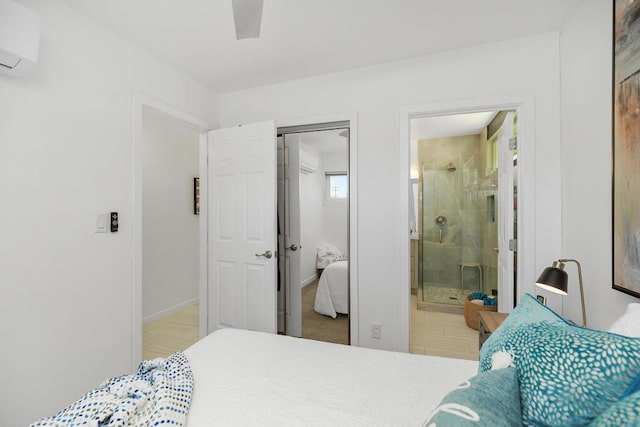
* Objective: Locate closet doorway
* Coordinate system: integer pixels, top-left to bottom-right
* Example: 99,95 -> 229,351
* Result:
277,122 -> 350,345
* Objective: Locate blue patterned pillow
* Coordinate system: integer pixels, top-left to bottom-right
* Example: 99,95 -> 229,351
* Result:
480,294 -> 640,426
479,293 -> 564,372
423,367 -> 521,427
587,390 -> 640,426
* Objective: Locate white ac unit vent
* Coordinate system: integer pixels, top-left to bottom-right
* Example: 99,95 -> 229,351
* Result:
0,1 -> 40,77
299,150 -> 318,174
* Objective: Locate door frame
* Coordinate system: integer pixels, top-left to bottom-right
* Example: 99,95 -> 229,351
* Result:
399,94 -> 536,352
131,92 -> 211,370
276,112 -> 359,346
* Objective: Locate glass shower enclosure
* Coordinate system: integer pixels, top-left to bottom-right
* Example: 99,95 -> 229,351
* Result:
419,157 -> 498,308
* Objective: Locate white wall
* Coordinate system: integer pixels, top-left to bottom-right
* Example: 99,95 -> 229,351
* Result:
142,111 -> 200,322
299,144 -> 323,284
559,0 -> 637,329
219,32 -> 563,351
0,1 -> 217,425
322,151 -> 348,253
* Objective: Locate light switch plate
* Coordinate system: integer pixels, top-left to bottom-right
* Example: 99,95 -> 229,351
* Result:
96,213 -> 108,233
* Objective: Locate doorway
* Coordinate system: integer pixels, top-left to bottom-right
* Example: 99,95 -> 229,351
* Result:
140,109 -> 201,359
407,108 -> 520,360
204,115 -> 358,344
277,123 -> 350,345
132,93 -> 210,369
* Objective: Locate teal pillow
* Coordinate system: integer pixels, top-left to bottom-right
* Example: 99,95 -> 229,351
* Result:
479,293 -> 564,372
588,390 -> 640,426
423,367 -> 522,427
480,294 -> 640,426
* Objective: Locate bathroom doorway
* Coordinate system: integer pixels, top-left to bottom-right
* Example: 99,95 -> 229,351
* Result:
408,110 -> 518,359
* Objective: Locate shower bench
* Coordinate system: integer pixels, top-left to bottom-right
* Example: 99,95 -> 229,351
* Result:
459,262 -> 482,291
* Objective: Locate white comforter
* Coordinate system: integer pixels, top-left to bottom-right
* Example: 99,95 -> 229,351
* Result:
314,260 -> 348,318
184,328 -> 478,426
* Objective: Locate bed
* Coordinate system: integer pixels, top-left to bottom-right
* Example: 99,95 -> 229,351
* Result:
31,328 -> 477,426
314,260 -> 348,318
32,296 -> 640,426
184,328 -> 477,426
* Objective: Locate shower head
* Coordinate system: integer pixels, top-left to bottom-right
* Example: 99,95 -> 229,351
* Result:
447,162 -> 456,172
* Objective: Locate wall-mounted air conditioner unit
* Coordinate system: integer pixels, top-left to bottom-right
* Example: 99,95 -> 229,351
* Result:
299,150 -> 318,174
0,0 -> 40,77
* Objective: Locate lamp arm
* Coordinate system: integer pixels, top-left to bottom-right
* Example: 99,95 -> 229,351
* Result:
558,258 -> 587,327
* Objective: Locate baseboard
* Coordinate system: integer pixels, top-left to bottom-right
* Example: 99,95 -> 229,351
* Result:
143,297 -> 199,324
301,274 -> 318,288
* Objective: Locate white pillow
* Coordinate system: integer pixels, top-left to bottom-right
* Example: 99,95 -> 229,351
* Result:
316,242 -> 343,269
608,303 -> 640,337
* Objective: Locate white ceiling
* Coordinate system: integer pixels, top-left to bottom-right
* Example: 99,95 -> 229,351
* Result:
299,129 -> 347,153
57,0 -> 584,93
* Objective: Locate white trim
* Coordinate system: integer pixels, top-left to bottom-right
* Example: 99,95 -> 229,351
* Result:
276,112 -> 359,347
142,298 -> 200,324
131,92 -> 211,370
134,93 -> 210,131
198,133 -> 209,341
399,94 -> 536,352
301,274 -> 318,287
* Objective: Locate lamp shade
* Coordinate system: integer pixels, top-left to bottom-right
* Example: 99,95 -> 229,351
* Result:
536,265 -> 568,295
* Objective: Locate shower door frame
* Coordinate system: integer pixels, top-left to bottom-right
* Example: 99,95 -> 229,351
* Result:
419,149 -> 483,300
399,94 -> 537,352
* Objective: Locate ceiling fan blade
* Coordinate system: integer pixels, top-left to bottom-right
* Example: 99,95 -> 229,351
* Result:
232,0 -> 264,40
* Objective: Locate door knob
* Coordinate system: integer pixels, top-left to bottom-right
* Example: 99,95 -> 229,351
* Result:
285,244 -> 298,251
255,250 -> 273,259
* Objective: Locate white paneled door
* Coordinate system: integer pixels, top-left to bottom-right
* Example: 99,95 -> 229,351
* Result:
207,121 -> 277,333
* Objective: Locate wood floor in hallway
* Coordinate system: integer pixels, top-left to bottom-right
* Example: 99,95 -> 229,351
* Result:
143,304 -> 199,360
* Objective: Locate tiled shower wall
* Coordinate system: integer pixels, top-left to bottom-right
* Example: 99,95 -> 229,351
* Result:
418,132 -> 498,294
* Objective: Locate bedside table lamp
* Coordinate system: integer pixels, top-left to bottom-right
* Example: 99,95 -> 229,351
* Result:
536,259 -> 587,327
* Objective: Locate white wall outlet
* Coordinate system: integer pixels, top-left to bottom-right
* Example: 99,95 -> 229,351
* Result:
95,213 -> 108,233
371,322 -> 382,339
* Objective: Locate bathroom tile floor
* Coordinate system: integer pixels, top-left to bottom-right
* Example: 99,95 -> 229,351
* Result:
410,294 -> 479,361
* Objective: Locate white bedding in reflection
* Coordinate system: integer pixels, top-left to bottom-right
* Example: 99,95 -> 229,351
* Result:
314,260 -> 348,318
